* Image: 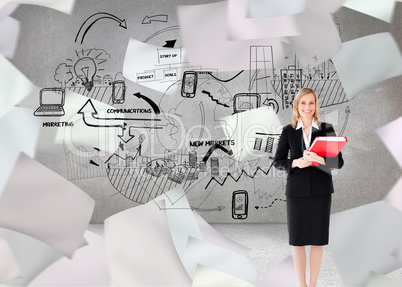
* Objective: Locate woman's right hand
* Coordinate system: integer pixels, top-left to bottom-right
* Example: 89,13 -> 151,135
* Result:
292,157 -> 311,169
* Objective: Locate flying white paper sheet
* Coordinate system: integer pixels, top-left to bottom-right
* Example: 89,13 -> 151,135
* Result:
29,231 -> 111,287
257,256 -> 299,287
288,2 -> 342,68
384,176 -> 402,213
192,264 -> 256,287
193,211 -> 251,257
246,0 -> 306,18
0,3 -> 18,20
182,236 -> 257,284
343,0 -> 396,23
0,153 -> 95,258
366,272 -> 402,287
227,0 -> 300,41
307,0 -> 347,13
0,55 -> 37,118
376,116 -> 402,170
0,228 -> 63,287
153,185 -> 204,260
0,16 -> 19,58
392,242 -> 402,262
328,201 -> 402,286
104,200 -> 192,286
8,0 -> 75,14
0,237 -> 21,284
332,32 -> 402,101
178,1 -> 284,71
0,107 -> 41,197
123,38 -> 183,96
220,106 -> 281,162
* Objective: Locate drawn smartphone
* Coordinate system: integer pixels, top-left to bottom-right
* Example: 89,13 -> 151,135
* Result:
112,80 -> 126,104
232,190 -> 248,220
181,71 -> 197,98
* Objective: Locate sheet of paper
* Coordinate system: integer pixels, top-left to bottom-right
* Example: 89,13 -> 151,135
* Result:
246,0 -> 306,18
177,1 -> 284,71
392,242 -> 402,262
153,185 -> 204,260
288,2 -> 342,68
328,201 -> 402,286
0,55 -> 37,118
307,0 -> 347,13
0,228 -> 63,286
227,0 -> 300,41
193,211 -> 250,257
28,231 -> 111,287
192,264 -> 256,287
104,200 -> 192,286
219,106 -> 281,162
123,38 -> 182,96
0,16 -> 19,58
182,236 -> 257,284
366,272 -> 402,287
384,176 -> 402,212
376,117 -> 402,170
0,237 -> 21,284
343,0 -> 396,23
256,256 -> 299,287
0,107 -> 41,197
0,3 -> 18,21
9,0 -> 75,14
0,153 -> 95,258
332,32 -> 402,101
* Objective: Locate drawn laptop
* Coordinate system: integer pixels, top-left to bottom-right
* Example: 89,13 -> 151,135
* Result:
34,88 -> 65,117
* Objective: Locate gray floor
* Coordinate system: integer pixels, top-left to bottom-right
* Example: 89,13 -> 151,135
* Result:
89,223 -> 402,286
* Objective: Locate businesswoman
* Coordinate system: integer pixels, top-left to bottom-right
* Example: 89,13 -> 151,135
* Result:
273,87 -> 344,287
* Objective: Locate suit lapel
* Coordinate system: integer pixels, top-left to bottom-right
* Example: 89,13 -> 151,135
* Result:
290,126 -> 304,153
311,123 -> 321,144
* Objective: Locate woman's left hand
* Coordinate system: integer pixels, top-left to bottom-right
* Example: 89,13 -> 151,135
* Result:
303,150 -> 326,165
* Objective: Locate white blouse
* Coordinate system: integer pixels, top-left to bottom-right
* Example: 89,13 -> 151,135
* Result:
295,119 -> 319,150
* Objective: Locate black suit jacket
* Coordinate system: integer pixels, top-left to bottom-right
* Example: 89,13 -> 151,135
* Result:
273,122 -> 344,197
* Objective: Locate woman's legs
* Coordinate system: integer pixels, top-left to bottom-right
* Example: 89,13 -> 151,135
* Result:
292,246 -> 307,287
309,245 -> 324,287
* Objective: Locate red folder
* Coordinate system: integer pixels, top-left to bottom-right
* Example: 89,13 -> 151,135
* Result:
307,136 -> 347,166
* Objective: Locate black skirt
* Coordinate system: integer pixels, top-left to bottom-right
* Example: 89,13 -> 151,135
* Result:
286,194 -> 332,246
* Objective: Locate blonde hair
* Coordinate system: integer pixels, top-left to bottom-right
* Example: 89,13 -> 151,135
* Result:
291,87 -> 321,128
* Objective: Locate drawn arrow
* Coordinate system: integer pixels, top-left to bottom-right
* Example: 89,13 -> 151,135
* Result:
339,106 -> 350,136
163,40 -> 176,48
118,125 -> 135,144
77,100 -> 124,130
75,12 -> 127,44
89,160 -> 99,166
133,92 -> 161,114
77,99 -> 161,144
205,161 -> 275,189
201,90 -> 230,108
78,99 -> 161,121
142,14 -> 168,24
202,143 -> 233,162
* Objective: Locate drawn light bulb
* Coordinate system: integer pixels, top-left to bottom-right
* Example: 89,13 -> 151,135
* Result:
74,57 -> 97,91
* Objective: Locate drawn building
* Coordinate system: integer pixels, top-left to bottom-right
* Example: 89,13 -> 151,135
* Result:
103,75 -> 113,85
